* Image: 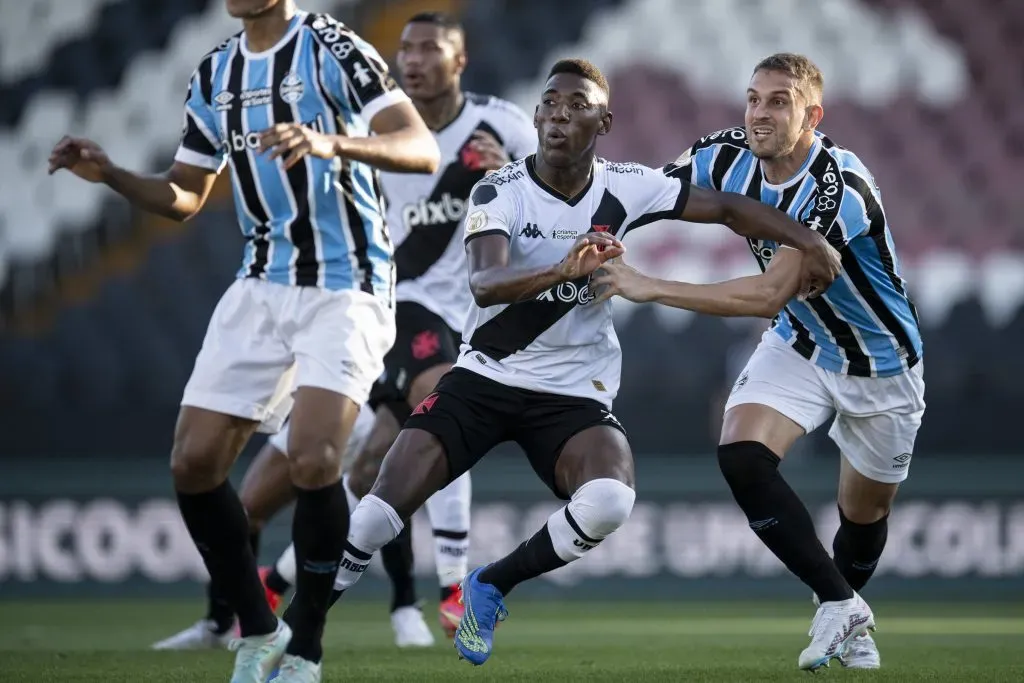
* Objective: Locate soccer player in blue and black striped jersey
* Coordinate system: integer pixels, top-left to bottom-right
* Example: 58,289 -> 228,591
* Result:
48,1 -> 440,680
593,53 -> 924,671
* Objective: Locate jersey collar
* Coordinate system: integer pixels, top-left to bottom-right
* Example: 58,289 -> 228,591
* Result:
525,155 -> 594,207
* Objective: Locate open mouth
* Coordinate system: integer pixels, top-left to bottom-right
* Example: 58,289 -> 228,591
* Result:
751,127 -> 773,141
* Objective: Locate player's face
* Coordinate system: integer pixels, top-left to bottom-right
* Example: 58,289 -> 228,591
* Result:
745,69 -> 810,159
396,23 -> 464,101
226,0 -> 281,19
534,74 -> 611,168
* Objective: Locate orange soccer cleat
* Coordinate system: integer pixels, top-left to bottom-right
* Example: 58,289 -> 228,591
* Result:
439,583 -> 465,638
258,566 -> 282,613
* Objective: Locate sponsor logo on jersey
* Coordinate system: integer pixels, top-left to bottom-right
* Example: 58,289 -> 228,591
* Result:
403,193 -> 466,229
222,115 -> 325,153
535,280 -> 594,306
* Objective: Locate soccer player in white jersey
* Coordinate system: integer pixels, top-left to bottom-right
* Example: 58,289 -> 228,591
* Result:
150,11 -> 536,652
323,58 -> 843,667
48,1 -> 439,680
594,53 -> 925,671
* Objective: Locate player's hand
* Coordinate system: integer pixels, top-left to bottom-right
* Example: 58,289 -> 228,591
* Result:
467,131 -> 510,171
258,123 -> 337,170
558,232 -> 625,281
590,259 -> 654,304
47,136 -> 112,183
798,233 -> 843,300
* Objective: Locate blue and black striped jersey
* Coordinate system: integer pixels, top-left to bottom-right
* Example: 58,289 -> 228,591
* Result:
176,11 -> 408,298
664,127 -> 922,377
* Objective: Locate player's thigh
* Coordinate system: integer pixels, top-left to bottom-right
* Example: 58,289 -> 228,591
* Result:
238,435 -> 296,528
180,279 -> 297,436
515,394 -> 632,499
285,288 -> 395,483
721,333 -> 833,457
829,362 -> 926,491
389,368 -> 515,509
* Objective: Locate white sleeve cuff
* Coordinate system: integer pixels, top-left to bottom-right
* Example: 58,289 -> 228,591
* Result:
361,89 -> 411,129
174,147 -> 225,172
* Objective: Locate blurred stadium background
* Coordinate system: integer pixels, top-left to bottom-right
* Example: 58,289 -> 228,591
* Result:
1,0 -> 1023,661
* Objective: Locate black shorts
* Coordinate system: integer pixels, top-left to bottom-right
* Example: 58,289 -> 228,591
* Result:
404,367 -> 627,499
368,301 -> 460,415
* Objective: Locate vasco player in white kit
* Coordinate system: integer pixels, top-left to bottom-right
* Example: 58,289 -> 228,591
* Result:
267,12 -> 536,643
150,11 -> 538,651
48,1 -> 439,681
324,58 -> 843,667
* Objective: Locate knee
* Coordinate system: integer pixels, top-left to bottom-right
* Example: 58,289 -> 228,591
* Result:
717,441 -> 780,492
288,431 -> 343,488
170,438 -> 228,492
838,499 -> 891,526
570,478 -> 636,538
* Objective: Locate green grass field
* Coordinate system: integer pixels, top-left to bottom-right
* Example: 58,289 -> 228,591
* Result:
0,600 -> 1022,682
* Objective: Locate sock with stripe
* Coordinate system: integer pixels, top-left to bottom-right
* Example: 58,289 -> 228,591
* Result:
478,478 -> 635,596
282,480 -> 349,663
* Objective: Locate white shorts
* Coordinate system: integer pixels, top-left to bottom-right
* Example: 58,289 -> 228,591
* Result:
724,331 -> 926,484
181,278 -> 395,433
267,401 -> 377,475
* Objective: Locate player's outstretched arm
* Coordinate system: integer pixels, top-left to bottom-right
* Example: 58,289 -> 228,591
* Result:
680,184 -> 841,298
259,101 -> 440,174
593,247 -> 804,318
468,232 -> 624,307
48,136 -> 217,222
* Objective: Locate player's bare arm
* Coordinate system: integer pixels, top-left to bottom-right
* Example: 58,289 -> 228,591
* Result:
594,247 -> 808,318
467,231 -> 624,307
48,136 -> 217,222
680,183 -> 841,298
259,100 -> 440,173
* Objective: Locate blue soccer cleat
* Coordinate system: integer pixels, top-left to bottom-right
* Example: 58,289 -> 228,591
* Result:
453,566 -> 508,666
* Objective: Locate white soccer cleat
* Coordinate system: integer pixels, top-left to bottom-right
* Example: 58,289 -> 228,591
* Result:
151,619 -> 233,650
798,593 -> 875,671
841,632 -> 881,669
272,654 -> 322,682
391,605 -> 435,648
228,619 -> 291,683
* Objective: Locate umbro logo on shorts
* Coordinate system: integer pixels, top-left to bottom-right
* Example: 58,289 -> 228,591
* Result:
892,452 -> 912,470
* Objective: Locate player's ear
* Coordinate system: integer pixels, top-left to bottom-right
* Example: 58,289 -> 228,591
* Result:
533,105 -> 541,129
453,50 -> 467,77
804,103 -> 824,131
598,109 -> 613,137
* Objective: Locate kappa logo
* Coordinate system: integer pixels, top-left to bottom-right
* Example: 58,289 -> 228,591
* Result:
520,223 -> 545,239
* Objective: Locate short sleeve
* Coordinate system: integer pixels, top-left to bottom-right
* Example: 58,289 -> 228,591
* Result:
663,143 -> 719,190
616,164 -> 690,235
463,181 -> 516,245
174,64 -> 226,173
802,165 -> 876,250
310,17 -> 410,127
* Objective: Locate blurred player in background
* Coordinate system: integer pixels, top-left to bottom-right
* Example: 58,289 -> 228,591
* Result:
594,52 -> 924,672
327,58 -> 842,668
150,11 -> 534,651
49,1 -> 439,681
